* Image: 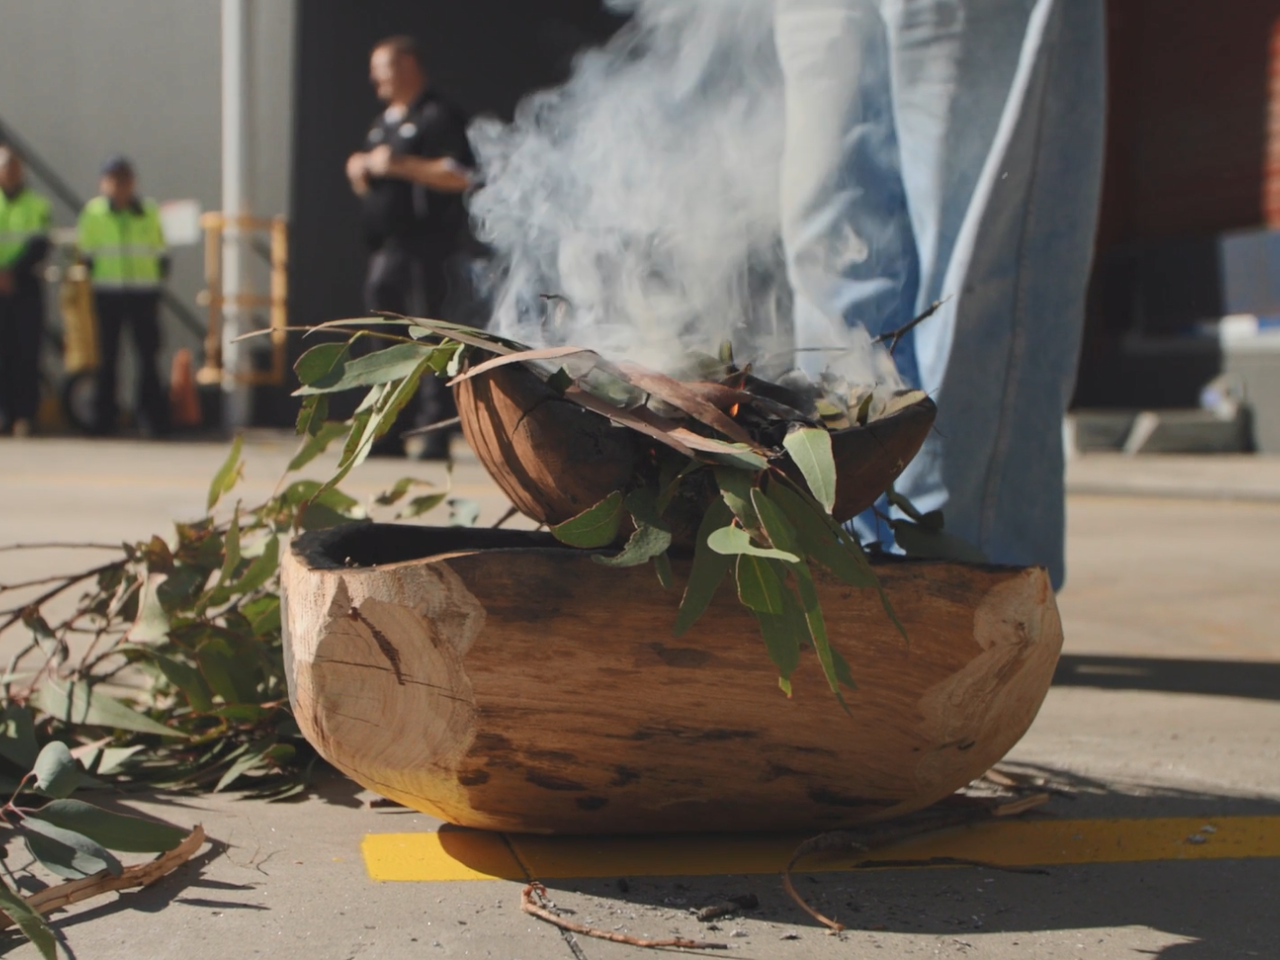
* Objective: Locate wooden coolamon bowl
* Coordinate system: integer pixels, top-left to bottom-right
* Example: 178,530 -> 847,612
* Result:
281,524 -> 1063,835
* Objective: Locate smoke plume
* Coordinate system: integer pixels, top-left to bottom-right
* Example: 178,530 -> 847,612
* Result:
468,0 -> 900,390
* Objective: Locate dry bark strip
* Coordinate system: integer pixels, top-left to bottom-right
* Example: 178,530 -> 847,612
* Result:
0,825 -> 207,930
521,881 -> 728,951
783,794 -> 1049,931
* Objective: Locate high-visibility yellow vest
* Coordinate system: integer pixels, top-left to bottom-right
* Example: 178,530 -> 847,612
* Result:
77,195 -> 166,290
0,187 -> 52,269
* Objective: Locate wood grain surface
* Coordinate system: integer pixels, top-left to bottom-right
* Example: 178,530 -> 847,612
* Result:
282,525 -> 1061,834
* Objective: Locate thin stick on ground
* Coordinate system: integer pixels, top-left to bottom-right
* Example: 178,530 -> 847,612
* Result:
0,543 -> 122,554
0,825 -> 207,930
521,882 -> 728,951
782,793 -> 1050,931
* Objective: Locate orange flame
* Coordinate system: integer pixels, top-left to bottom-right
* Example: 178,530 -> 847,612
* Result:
728,403 -> 740,417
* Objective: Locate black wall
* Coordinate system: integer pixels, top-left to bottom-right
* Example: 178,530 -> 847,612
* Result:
272,0 -> 619,424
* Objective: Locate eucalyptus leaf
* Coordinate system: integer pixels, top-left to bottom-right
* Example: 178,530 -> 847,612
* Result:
783,425 -> 837,514
766,481 -> 876,588
207,434 -> 243,511
694,443 -> 769,472
197,638 -> 258,705
706,525 -> 799,563
652,552 -> 673,589
32,741 -> 78,799
750,487 -> 800,556
128,571 -> 170,642
28,799 -> 188,854
293,342 -> 431,395
215,512 -> 241,591
886,487 -> 925,523
150,652 -> 214,713
293,341 -> 349,387
324,356 -> 433,490
735,555 -> 788,615
594,489 -> 672,569
216,739 -> 276,792
294,394 -> 328,436
374,477 -> 420,507
0,879 -> 57,960
550,491 -> 625,548
751,582 -> 805,683
714,468 -> 760,529
31,683 -> 179,738
299,501 -> 356,531
391,492 -> 444,519
891,520 -> 989,563
288,420 -> 349,471
242,596 -> 282,637
594,522 -> 671,569
0,704 -> 39,770
21,817 -> 123,879
791,561 -> 850,709
673,499 -> 735,637
233,536 -> 279,595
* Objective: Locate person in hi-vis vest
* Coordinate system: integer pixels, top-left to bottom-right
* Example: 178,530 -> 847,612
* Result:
0,145 -> 52,437
77,155 -> 169,436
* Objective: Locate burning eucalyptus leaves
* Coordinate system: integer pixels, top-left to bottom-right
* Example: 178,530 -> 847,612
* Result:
292,315 -> 940,705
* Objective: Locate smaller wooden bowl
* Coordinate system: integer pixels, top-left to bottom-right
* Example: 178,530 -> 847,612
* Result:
453,362 -> 936,530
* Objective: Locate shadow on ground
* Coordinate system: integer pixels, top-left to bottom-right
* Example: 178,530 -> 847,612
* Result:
1054,655 -> 1280,701
473,765 -> 1280,959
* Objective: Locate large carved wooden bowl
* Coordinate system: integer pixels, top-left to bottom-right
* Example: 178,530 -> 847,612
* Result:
453,362 -> 936,530
281,524 -> 1062,835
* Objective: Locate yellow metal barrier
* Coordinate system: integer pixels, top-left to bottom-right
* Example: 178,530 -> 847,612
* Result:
196,212 -> 288,387
58,263 -> 99,375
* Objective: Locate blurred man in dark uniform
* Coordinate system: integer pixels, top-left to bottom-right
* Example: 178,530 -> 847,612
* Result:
345,35 -> 474,459
0,146 -> 52,437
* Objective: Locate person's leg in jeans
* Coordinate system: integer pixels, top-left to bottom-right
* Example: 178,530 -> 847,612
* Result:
774,0 -> 920,381
129,292 -> 169,436
775,0 -> 1105,587
92,293 -> 126,436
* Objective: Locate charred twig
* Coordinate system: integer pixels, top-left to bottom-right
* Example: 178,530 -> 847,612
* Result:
0,563 -> 120,636
782,793 -> 1049,931
490,506 -> 520,530
872,298 -> 950,355
521,882 -> 727,951
695,893 -> 758,922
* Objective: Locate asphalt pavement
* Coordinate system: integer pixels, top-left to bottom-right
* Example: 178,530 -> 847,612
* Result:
0,435 -> 1276,960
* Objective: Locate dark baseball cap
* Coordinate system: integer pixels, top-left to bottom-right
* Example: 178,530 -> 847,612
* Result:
99,155 -> 135,177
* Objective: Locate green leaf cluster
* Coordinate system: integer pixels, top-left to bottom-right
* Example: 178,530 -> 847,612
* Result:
0,741 -> 192,957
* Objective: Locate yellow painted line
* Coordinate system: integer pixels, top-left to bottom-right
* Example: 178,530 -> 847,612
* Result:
363,816 -> 1280,882
362,831 -> 523,881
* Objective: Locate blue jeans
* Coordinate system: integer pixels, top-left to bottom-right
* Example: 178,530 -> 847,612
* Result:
775,0 -> 1105,588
